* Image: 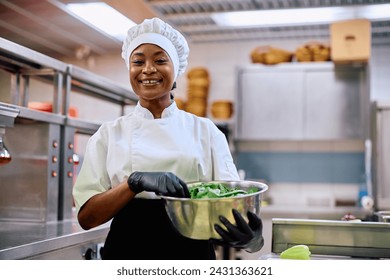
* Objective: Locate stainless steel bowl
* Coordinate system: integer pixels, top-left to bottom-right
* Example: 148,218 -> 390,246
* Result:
160,180 -> 268,240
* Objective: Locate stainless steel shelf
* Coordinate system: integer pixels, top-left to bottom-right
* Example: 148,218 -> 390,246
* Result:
1,102 -> 66,125
0,37 -> 137,113
67,65 -> 137,106
0,102 -> 19,127
0,37 -> 67,72
66,117 -> 101,135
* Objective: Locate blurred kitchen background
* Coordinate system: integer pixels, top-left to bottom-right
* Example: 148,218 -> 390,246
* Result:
1,0 -> 390,260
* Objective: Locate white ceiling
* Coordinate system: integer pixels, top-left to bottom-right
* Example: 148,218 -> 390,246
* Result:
0,0 -> 389,59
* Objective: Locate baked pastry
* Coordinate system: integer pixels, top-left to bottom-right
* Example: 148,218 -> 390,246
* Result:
250,46 -> 293,65
296,42 -> 331,62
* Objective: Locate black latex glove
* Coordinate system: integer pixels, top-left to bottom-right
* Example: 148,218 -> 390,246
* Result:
211,209 -> 264,253
127,171 -> 190,198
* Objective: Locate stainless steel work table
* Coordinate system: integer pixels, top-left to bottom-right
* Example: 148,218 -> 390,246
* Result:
0,218 -> 110,259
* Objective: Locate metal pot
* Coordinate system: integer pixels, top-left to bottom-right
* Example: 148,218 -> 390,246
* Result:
160,180 -> 268,240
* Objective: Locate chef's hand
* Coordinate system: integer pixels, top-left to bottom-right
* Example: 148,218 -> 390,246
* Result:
211,209 -> 264,253
127,171 -> 190,198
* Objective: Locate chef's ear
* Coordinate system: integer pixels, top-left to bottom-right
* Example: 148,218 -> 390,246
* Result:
171,81 -> 177,90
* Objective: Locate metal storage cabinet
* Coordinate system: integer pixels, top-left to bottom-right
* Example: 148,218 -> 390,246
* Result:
0,120 -> 62,222
372,101 -> 390,210
237,67 -> 305,139
235,62 -> 370,140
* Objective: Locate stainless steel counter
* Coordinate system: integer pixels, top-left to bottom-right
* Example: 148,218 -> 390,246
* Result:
0,218 -> 110,259
260,204 -> 372,220
237,204 -> 374,260
271,218 -> 390,259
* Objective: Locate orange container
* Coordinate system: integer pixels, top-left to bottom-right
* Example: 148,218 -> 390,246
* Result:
28,102 -> 78,117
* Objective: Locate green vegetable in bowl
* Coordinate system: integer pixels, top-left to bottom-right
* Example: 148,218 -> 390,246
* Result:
189,182 -> 258,199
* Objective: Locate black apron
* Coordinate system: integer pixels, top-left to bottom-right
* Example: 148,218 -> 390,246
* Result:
101,198 -> 216,260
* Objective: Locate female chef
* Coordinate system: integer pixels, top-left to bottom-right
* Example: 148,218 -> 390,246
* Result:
72,17 -> 263,260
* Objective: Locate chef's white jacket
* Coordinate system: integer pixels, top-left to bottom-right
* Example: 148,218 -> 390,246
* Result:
73,102 -> 239,212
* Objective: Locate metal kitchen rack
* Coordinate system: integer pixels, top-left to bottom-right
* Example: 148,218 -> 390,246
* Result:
0,37 -> 138,221
0,37 -> 137,127
0,37 -> 138,259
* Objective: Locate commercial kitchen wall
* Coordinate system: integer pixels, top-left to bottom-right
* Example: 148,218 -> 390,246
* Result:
28,40 -> 390,204
54,39 -> 390,102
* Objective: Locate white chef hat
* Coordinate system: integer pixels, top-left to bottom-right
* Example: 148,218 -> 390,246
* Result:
121,17 -> 189,80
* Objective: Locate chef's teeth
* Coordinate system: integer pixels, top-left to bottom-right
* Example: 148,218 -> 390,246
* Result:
142,80 -> 159,84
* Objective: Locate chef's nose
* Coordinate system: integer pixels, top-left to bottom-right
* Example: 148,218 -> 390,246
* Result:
142,63 -> 157,73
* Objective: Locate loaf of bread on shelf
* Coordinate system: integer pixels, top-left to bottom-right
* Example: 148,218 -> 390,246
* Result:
250,46 -> 293,65
296,42 -> 331,62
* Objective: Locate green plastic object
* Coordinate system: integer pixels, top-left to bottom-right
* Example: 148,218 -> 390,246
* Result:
280,245 -> 311,260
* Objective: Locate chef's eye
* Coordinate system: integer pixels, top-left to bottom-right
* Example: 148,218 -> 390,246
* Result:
156,58 -> 168,64
131,59 -> 144,66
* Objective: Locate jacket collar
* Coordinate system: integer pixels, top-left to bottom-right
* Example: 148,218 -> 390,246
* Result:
134,101 -> 178,119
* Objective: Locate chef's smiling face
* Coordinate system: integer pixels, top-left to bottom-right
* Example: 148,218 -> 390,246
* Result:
129,43 -> 175,104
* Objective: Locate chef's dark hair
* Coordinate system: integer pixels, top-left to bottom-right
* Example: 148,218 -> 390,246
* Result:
170,81 -> 176,100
